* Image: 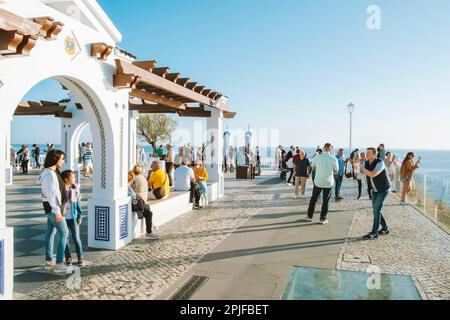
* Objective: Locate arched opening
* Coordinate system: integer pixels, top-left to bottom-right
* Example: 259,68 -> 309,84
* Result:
3,77 -> 111,297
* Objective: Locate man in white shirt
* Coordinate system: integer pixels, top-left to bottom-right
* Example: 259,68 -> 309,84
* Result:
306,143 -> 339,224
174,159 -> 201,206
174,160 -> 195,191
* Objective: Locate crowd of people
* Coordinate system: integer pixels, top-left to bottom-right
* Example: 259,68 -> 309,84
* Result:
276,143 -> 422,240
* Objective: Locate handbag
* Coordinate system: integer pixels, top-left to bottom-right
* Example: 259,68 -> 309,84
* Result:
152,172 -> 168,200
345,160 -> 353,179
131,194 -> 146,219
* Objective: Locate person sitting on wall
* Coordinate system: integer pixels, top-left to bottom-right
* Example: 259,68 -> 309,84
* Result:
174,147 -> 185,170
147,161 -> 170,200
174,159 -> 201,208
193,160 -> 208,205
129,170 -> 159,240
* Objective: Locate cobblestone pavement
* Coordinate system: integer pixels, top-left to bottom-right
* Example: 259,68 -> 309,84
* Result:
22,175 -> 282,300
337,190 -> 450,300
19,172 -> 450,300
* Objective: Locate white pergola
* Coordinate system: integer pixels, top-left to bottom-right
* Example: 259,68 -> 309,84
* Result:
0,0 -> 234,300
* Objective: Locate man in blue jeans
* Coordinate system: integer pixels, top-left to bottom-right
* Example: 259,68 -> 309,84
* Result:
335,149 -> 345,201
362,147 -> 391,240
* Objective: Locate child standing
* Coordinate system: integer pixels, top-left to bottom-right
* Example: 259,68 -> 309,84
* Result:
61,170 -> 86,266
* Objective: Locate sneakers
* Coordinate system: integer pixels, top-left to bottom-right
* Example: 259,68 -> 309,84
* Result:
44,260 -> 56,269
65,257 -> 72,266
76,258 -> 86,267
145,233 -> 159,240
304,217 -> 313,222
362,233 -> 379,240
54,263 -> 71,274
319,219 -> 329,225
400,201 -> 409,206
335,196 -> 344,201
378,229 -> 390,236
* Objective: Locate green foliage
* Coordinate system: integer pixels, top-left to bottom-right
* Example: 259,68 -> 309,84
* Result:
137,114 -> 177,156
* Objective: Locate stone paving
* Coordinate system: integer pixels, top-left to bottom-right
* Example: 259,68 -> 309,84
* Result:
11,170 -> 450,300
337,192 -> 450,300
22,174 -> 281,300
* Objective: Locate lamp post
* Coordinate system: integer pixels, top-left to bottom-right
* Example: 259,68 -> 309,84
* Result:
347,103 -> 355,154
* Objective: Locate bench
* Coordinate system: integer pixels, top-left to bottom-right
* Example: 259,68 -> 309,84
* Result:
132,181 -> 222,239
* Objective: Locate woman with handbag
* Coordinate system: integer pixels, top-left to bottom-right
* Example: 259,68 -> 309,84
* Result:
129,170 -> 158,240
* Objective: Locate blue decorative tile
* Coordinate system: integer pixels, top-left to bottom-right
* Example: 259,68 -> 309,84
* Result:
0,240 -> 4,296
119,204 -> 128,240
95,206 -> 110,242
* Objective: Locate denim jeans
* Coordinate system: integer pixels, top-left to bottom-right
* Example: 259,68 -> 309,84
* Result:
64,219 -> 84,259
45,213 -> 69,264
335,175 -> 343,197
371,190 -> 389,234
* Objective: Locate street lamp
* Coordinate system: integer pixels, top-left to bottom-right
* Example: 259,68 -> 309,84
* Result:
347,103 -> 355,154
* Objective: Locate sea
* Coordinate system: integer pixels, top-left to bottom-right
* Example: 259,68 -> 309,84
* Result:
12,144 -> 450,204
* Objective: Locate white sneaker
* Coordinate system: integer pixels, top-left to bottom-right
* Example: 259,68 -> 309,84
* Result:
145,233 -> 159,240
319,219 -> 329,225
400,201 -> 409,206
44,260 -> 56,269
54,263 -> 71,274
304,217 -> 313,222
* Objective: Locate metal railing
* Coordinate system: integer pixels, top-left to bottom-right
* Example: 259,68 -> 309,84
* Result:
409,172 -> 450,234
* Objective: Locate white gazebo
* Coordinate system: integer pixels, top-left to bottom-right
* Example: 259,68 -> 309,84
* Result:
0,0 -> 235,300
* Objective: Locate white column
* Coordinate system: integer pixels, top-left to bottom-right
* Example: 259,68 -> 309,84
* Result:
128,111 -> 139,170
206,108 -> 224,199
4,121 -> 12,186
0,120 -> 13,300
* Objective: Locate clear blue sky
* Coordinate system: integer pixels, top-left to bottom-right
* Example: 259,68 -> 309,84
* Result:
13,0 -> 450,150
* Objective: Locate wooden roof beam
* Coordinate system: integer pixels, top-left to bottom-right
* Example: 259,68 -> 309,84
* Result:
176,78 -> 190,87
33,16 -> 64,40
130,89 -> 186,110
152,67 -> 170,77
186,82 -> 198,90
193,86 -> 205,93
115,59 -> 222,108
202,89 -> 212,97
165,73 -> 180,82
90,42 -> 114,60
133,60 -> 157,72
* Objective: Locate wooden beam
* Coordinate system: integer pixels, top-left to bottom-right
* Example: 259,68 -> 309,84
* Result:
133,60 -> 157,72
129,103 -> 179,114
113,74 -> 140,88
165,73 -> 180,82
186,82 -> 197,90
55,112 -> 73,119
115,59 -> 221,109
176,78 -> 190,86
152,67 -> 170,77
178,107 -> 212,118
202,89 -> 212,97
130,89 -> 186,110
91,42 -> 114,60
208,91 -> 218,99
33,16 -> 64,40
0,9 -> 42,35
193,86 -> 205,93
223,111 -> 237,119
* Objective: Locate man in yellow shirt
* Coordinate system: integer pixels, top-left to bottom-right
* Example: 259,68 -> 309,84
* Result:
193,160 -> 208,203
147,161 -> 170,200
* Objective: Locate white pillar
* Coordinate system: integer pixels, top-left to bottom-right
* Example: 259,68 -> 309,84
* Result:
128,111 -> 139,170
0,120 -> 13,300
206,108 -> 224,198
4,121 -> 12,186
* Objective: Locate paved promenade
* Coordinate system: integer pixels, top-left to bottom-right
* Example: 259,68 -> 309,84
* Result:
6,169 -> 450,300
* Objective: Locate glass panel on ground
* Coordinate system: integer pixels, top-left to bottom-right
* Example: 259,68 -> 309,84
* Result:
282,266 -> 421,300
